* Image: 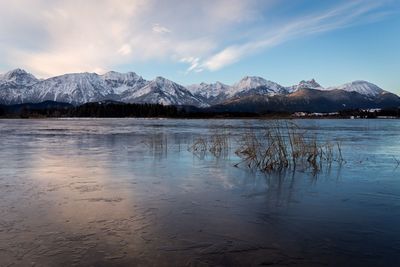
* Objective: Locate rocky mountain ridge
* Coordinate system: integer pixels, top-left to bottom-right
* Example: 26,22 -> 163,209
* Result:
0,69 -> 398,112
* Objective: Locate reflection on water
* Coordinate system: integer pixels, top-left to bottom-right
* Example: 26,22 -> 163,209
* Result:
0,118 -> 400,266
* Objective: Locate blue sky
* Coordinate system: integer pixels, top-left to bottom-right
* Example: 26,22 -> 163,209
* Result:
0,0 -> 399,93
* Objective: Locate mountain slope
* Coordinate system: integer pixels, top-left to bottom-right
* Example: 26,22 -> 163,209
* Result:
187,82 -> 231,105
121,77 -> 206,106
0,69 -> 39,105
287,79 -> 323,93
215,88 -> 400,113
24,73 -> 114,105
0,68 -> 39,86
0,68 -> 398,110
187,76 -> 288,105
229,76 -> 287,96
327,80 -> 385,97
0,69 -> 205,106
101,71 -> 148,94
0,83 -> 27,105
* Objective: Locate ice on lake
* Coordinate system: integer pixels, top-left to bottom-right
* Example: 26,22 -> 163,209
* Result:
0,118 -> 399,266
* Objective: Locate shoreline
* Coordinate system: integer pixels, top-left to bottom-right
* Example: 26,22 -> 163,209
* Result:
1,116 -> 399,120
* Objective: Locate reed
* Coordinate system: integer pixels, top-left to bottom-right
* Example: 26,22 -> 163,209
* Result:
235,121 -> 344,173
188,121 -> 344,173
189,129 -> 230,158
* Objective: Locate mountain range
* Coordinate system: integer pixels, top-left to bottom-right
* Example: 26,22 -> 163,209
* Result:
0,68 -> 399,113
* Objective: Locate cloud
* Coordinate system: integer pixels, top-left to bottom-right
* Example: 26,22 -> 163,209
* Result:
0,0 -> 270,77
0,0 -> 150,76
180,57 -> 202,73
118,44 -> 132,56
0,0 -> 394,77
195,0 -> 393,72
152,23 -> 171,34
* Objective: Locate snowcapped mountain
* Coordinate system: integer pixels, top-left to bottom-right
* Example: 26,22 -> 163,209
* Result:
101,71 -> 148,94
187,76 -> 288,104
218,87 -> 400,114
0,69 -> 203,106
286,79 -> 389,98
327,80 -> 385,97
121,77 -> 206,106
187,81 -> 230,98
25,73 -> 114,105
0,68 -> 39,87
0,68 -> 397,108
287,79 -> 323,93
0,84 -> 26,105
230,76 -> 288,96
0,69 -> 40,105
187,82 -> 231,105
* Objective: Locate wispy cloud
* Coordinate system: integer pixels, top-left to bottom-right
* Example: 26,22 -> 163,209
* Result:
180,57 -> 202,73
0,0 -> 395,77
0,0 -> 272,77
152,23 -> 171,34
193,0 -> 392,72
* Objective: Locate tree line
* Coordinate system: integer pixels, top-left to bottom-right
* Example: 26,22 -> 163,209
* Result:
1,101 -> 399,119
0,102 -> 179,118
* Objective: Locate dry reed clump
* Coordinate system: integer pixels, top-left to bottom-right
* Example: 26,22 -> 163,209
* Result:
189,130 -> 230,158
234,121 -> 344,173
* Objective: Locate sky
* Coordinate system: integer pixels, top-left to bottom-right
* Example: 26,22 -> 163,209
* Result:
0,0 -> 399,93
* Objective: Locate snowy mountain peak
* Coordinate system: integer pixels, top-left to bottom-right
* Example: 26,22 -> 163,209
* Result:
102,71 -> 141,81
287,79 -> 323,93
0,68 -> 39,86
231,76 -> 286,96
101,71 -> 147,94
23,72 -> 114,105
187,81 -> 231,100
119,76 -> 205,106
54,72 -> 102,82
4,68 -> 28,76
0,68 -> 396,107
298,79 -> 322,89
150,77 -> 191,93
234,76 -> 268,90
149,76 -> 178,89
328,80 -> 384,97
154,76 -> 169,83
214,81 -> 228,88
189,76 -> 288,103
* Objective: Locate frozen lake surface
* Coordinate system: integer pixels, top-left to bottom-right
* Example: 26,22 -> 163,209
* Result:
0,118 -> 399,266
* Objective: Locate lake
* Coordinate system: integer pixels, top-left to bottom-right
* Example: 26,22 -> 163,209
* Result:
0,118 -> 399,266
